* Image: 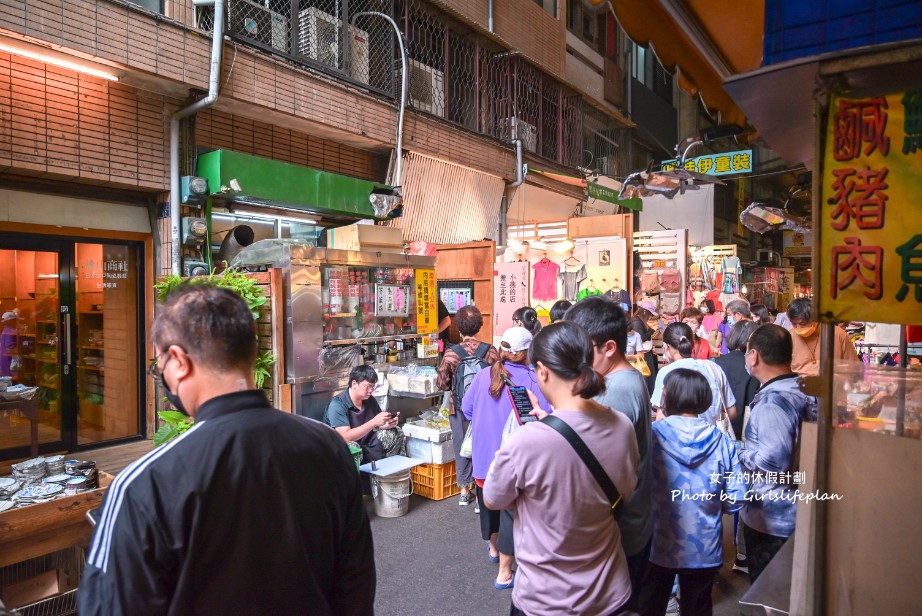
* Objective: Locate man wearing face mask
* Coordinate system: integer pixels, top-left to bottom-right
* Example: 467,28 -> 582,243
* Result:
786,297 -> 857,376
716,299 -> 751,356
740,324 -> 817,583
79,283 -> 375,616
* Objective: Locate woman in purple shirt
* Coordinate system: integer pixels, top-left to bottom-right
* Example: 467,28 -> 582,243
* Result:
462,326 -> 549,590
484,322 -> 639,615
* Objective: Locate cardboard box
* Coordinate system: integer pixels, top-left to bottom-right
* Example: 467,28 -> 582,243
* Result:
326,223 -> 404,253
1,569 -> 60,609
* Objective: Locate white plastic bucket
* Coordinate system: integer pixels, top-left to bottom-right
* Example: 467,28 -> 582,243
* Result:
371,470 -> 412,518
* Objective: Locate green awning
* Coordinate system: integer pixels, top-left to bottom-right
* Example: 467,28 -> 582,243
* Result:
587,182 -> 643,211
197,150 -> 386,219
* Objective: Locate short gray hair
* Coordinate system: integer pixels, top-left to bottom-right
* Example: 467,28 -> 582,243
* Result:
725,298 -> 751,318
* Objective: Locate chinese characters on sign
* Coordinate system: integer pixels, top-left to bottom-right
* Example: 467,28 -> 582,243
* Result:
83,258 -> 129,290
493,262 -> 529,345
415,269 -> 437,334
820,92 -> 922,324
661,149 -> 753,176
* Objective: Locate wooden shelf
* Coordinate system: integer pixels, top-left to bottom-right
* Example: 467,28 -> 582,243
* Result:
35,320 -> 56,324
79,345 -> 104,351
79,311 -> 103,315
328,312 -> 357,318
35,358 -> 57,364
78,365 -> 104,372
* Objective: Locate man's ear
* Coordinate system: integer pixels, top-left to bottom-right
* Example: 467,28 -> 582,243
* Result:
603,340 -> 619,358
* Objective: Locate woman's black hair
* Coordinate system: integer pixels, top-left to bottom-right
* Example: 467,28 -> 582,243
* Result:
549,300 -> 572,323
662,368 -> 713,416
528,321 -> 605,399
727,319 -> 758,352
663,322 -> 695,358
512,306 -> 542,335
750,303 -> 771,324
699,298 -> 716,314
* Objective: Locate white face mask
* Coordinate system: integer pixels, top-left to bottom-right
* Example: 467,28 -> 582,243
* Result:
700,306 -> 709,314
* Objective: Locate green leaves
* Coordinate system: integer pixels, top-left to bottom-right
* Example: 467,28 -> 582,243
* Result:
153,410 -> 193,446
152,267 -> 276,446
254,351 -> 276,390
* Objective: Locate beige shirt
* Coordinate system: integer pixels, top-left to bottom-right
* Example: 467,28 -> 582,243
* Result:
791,325 -> 858,376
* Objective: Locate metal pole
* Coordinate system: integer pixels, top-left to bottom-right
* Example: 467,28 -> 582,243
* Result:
352,12 -> 407,189
170,0 -> 225,275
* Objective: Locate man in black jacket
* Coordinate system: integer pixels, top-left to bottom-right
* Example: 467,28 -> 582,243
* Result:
78,283 -> 375,615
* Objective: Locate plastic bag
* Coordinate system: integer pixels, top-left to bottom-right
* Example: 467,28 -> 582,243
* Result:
631,356 -> 651,377
459,422 -> 473,458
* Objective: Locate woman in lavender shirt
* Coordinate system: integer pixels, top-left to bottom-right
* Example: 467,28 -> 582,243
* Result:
484,321 -> 639,615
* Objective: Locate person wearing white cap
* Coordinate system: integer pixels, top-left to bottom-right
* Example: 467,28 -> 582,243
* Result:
630,301 -> 660,392
1,310 -> 18,377
461,326 -> 550,591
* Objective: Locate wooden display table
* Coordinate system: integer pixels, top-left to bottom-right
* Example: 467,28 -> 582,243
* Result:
0,472 -> 112,568
0,397 -> 40,457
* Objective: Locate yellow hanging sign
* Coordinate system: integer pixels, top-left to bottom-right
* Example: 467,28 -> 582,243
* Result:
415,268 -> 438,334
819,90 -> 922,325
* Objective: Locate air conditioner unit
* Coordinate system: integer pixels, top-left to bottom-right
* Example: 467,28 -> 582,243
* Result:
298,7 -> 370,85
406,59 -> 444,117
499,117 -> 538,152
232,0 -> 287,53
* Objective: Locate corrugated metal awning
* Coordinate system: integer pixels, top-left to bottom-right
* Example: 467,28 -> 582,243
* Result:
387,151 -> 506,244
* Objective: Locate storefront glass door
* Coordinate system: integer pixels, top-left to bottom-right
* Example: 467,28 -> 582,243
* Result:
0,236 -> 143,461
74,243 -> 141,445
0,246 -> 66,456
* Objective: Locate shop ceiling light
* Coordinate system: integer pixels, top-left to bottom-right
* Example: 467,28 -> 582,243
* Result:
553,239 -> 574,254
507,238 -> 524,252
0,40 -> 119,81
530,240 -> 547,250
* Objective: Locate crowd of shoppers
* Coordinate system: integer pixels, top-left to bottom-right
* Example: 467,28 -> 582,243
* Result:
81,282 -> 839,616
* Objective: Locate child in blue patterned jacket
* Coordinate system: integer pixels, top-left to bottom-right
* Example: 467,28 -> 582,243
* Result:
640,368 -> 747,616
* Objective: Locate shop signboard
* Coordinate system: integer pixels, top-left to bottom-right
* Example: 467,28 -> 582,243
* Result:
661,149 -> 753,176
415,268 -> 437,334
783,230 -> 813,257
818,90 -> 922,324
375,284 -> 411,317
586,182 -> 642,212
438,287 -> 473,314
493,262 -> 528,340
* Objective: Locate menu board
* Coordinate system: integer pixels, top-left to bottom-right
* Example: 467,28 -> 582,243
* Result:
375,284 -> 411,317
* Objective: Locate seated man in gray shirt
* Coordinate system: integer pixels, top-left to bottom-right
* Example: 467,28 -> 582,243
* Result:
325,365 -> 398,464
563,297 -> 653,612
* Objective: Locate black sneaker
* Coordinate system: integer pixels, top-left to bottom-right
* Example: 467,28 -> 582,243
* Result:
732,555 -> 749,574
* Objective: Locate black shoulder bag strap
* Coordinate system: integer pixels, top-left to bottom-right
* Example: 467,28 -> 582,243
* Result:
541,415 -> 623,518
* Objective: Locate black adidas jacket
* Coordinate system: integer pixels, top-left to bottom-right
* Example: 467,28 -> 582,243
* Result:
78,390 -> 375,615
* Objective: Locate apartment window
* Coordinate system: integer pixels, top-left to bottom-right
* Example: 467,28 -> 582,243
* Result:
630,42 -> 646,83
127,0 -> 162,12
567,2 -> 605,54
532,0 -> 557,17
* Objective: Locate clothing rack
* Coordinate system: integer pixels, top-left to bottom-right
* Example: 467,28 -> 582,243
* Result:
632,229 -> 688,315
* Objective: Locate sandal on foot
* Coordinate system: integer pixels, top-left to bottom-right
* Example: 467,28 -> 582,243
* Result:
494,573 -> 515,590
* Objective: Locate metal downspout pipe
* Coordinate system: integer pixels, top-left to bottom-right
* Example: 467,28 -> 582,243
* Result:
169,0 -> 225,275
352,12 -> 408,191
488,0 -> 494,33
500,139 -> 526,249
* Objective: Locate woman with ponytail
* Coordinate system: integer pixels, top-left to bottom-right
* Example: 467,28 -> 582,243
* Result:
461,326 -> 549,590
483,321 -> 640,616
511,306 -> 542,335
650,322 -> 738,426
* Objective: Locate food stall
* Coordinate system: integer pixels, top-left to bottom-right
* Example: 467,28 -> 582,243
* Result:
231,240 -> 442,420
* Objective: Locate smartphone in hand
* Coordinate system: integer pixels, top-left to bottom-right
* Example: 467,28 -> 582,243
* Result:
507,385 -> 537,424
